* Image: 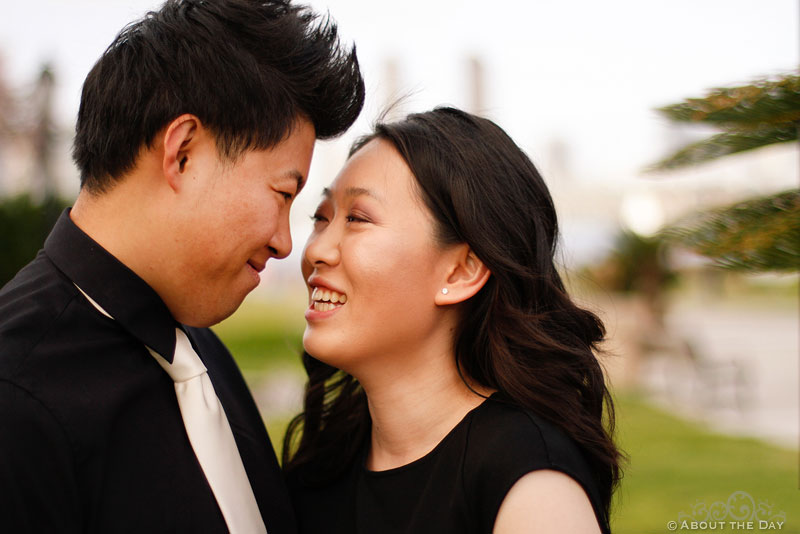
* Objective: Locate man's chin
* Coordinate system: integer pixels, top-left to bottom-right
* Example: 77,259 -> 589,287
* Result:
174,294 -> 249,328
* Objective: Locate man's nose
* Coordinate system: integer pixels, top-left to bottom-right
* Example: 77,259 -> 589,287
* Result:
268,213 -> 293,259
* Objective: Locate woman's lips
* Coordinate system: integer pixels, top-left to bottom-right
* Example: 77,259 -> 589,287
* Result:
305,300 -> 342,320
305,284 -> 347,319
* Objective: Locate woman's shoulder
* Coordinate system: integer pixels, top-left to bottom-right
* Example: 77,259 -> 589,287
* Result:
466,394 -> 590,473
463,394 -> 605,531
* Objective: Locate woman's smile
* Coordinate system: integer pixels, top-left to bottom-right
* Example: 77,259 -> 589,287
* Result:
310,286 -> 348,311
306,285 -> 348,319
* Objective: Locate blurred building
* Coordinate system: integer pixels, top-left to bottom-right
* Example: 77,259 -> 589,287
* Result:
0,62 -> 78,201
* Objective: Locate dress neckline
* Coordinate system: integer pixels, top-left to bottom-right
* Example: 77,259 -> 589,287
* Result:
362,392 -> 498,477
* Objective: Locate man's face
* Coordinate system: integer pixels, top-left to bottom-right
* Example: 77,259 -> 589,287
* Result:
165,118 -> 315,326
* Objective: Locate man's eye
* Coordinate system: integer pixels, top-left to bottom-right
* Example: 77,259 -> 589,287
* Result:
280,191 -> 294,201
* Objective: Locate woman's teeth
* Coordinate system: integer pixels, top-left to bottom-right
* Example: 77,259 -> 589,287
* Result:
311,287 -> 347,312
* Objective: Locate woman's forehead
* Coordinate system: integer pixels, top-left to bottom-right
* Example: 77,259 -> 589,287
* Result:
328,139 -> 415,198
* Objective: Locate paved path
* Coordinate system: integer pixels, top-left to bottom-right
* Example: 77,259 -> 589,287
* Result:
636,296 -> 798,449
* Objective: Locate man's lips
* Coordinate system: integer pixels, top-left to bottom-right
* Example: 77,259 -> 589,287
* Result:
247,259 -> 266,273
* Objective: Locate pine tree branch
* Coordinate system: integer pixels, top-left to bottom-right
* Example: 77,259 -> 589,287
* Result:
647,123 -> 797,171
656,73 -> 800,128
662,189 -> 800,272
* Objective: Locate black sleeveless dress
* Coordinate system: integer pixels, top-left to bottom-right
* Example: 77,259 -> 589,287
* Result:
287,394 -> 610,533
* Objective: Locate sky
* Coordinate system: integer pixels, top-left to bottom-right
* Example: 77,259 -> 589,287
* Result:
1,0 -> 798,273
3,0 -> 796,174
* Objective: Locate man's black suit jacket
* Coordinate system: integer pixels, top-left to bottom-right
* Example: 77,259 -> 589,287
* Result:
0,210 -> 297,533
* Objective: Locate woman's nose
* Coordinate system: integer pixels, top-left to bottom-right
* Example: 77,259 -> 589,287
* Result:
303,222 -> 341,268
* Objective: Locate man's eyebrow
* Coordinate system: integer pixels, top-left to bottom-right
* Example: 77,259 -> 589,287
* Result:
321,186 -> 382,201
284,170 -> 306,194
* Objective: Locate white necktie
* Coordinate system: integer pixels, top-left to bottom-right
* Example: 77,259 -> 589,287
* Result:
75,285 -> 267,534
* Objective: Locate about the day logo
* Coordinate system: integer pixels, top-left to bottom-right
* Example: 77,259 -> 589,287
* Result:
666,490 -> 787,531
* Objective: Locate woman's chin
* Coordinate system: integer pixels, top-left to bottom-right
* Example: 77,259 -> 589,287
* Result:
302,332 -> 335,363
302,335 -> 360,374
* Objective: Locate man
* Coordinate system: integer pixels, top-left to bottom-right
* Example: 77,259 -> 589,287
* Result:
0,0 -> 364,532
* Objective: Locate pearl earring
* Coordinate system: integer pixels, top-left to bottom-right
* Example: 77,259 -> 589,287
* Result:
441,288 -> 449,295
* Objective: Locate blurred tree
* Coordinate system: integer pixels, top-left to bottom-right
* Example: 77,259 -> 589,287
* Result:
587,230 -> 677,327
648,72 -> 800,273
0,194 -> 68,287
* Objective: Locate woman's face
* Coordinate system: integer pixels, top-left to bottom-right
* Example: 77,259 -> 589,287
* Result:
301,139 -> 452,374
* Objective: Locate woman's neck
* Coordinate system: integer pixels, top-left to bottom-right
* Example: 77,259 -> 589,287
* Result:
360,351 -> 493,471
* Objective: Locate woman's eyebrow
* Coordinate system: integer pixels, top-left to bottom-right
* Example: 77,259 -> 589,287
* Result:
321,186 -> 383,202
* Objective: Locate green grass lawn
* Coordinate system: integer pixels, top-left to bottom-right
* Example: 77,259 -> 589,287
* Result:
212,296 -> 306,372
612,393 -> 797,533
215,298 -> 799,533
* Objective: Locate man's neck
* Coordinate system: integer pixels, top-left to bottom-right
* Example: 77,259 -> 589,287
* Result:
70,181 -> 172,303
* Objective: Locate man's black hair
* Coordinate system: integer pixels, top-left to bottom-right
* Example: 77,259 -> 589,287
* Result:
73,0 -> 365,193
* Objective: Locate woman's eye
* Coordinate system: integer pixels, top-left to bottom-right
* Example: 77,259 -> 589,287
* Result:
310,213 -> 328,223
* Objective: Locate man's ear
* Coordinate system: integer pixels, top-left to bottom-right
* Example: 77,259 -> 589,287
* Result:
434,245 -> 491,306
162,114 -> 200,192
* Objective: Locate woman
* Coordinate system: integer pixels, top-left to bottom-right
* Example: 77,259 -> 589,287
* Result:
283,107 -> 621,533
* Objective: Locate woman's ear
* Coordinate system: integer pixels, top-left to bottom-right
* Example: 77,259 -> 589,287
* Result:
161,114 -> 200,192
435,245 -> 491,306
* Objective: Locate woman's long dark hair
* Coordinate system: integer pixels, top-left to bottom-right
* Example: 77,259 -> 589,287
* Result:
283,107 -> 622,517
